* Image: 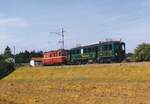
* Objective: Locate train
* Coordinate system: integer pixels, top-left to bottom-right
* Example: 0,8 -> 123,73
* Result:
42,41 -> 126,65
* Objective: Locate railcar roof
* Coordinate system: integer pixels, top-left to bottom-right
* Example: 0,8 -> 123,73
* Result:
71,41 -> 125,50
71,44 -> 99,50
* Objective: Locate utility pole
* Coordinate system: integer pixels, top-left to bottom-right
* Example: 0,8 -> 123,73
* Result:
61,28 -> 65,50
50,28 -> 65,50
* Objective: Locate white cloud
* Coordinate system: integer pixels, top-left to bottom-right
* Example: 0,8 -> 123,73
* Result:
0,17 -> 27,28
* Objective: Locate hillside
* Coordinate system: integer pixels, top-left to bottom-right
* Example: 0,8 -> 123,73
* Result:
0,63 -> 150,104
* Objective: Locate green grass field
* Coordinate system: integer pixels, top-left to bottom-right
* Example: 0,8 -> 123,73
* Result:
0,63 -> 150,104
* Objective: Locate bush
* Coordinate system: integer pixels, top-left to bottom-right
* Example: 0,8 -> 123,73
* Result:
133,43 -> 150,62
0,60 -> 15,79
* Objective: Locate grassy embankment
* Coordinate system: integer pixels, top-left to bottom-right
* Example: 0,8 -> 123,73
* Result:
0,63 -> 150,104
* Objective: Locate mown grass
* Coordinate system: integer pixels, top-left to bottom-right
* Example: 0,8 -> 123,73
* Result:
5,63 -> 150,82
0,63 -> 150,104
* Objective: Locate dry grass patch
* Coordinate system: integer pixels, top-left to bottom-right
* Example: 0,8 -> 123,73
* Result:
0,63 -> 150,104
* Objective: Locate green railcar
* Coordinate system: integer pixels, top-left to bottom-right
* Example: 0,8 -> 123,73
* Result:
97,41 -> 125,63
70,44 -> 98,64
69,41 -> 126,64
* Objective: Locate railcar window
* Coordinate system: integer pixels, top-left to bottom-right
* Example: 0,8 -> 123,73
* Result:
102,46 -> 104,51
108,44 -> 112,50
94,47 -> 97,51
76,50 -> 80,54
88,48 -> 91,52
92,47 -> 95,51
74,50 -> 76,54
72,50 -> 75,54
102,45 -> 107,51
90,48 -> 92,52
84,48 -> 87,53
105,45 -> 108,50
99,46 -> 102,51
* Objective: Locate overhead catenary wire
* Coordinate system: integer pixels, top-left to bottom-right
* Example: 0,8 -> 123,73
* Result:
50,28 -> 65,50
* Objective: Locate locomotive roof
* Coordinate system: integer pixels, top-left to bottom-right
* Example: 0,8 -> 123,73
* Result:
44,49 -> 68,54
71,41 -> 125,50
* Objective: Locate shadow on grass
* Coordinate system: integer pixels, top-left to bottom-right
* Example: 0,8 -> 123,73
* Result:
0,64 -> 15,80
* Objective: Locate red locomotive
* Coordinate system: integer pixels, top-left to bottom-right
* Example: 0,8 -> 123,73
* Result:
42,49 -> 68,65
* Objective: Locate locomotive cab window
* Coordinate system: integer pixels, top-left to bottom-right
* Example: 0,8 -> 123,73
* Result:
62,52 -> 64,56
115,44 -> 119,50
58,52 -> 61,56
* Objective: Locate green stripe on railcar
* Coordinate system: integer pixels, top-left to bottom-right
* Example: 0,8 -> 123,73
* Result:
71,52 -> 97,60
98,43 -> 113,58
70,44 -> 98,63
98,51 -> 113,57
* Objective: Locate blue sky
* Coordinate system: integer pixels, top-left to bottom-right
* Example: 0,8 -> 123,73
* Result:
0,0 -> 150,53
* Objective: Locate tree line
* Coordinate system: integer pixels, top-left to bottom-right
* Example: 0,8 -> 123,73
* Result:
0,46 -> 43,64
15,50 -> 43,63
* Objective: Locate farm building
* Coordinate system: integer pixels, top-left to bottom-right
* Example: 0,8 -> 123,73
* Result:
30,57 -> 43,67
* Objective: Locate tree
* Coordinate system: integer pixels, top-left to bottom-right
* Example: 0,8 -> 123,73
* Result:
30,51 -> 43,58
15,50 -> 43,63
3,46 -> 13,59
15,50 -> 30,63
0,46 -> 15,78
133,43 -> 150,62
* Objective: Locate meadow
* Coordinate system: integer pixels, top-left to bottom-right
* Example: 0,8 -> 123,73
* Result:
0,63 -> 150,104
